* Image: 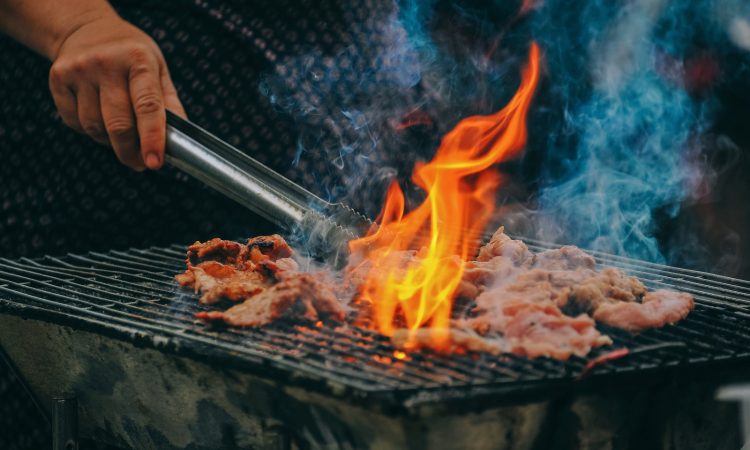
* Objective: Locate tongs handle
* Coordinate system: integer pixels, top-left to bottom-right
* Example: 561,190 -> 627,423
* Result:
164,111 -> 327,226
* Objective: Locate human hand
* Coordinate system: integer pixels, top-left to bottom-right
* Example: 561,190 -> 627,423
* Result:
48,12 -> 185,170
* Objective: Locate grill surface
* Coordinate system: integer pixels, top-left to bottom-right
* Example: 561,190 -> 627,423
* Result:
1,239 -> 750,412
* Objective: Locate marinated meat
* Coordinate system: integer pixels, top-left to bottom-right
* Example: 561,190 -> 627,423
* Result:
186,238 -> 247,265
195,273 -> 345,327
180,261 -> 270,305
593,290 -> 695,332
178,228 -> 696,360
176,236 -> 297,305
247,234 -> 293,261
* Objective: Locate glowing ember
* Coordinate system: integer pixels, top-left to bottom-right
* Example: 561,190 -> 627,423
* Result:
349,43 -> 541,351
393,350 -> 407,360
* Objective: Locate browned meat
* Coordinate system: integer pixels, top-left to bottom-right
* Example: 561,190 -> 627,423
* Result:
593,290 -> 695,332
176,236 -> 298,305
186,238 -> 248,265
271,257 -> 300,272
247,234 -> 293,261
176,261 -> 270,305
195,273 -> 345,327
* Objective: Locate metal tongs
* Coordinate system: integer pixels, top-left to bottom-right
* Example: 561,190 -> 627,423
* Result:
164,111 -> 373,266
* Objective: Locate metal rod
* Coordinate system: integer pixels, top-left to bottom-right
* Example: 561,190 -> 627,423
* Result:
164,111 -> 326,227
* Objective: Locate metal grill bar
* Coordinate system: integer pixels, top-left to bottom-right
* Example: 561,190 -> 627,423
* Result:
1,241 -> 750,409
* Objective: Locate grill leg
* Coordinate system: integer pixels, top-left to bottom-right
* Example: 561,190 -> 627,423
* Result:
718,384 -> 750,449
741,400 -> 750,450
52,394 -> 78,450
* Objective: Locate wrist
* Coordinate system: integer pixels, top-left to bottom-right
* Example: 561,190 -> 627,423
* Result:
46,5 -> 118,60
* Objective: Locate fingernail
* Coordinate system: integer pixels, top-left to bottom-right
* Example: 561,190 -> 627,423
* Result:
145,153 -> 161,170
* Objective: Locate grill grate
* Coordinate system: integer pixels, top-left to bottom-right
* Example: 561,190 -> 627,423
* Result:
1,240 -> 750,411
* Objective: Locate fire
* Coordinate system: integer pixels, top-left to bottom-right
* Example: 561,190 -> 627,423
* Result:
349,43 -> 541,350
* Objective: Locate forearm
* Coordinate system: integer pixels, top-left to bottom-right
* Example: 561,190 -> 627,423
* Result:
0,0 -> 117,59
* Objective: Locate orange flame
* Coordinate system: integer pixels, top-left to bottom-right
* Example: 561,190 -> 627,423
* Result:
349,43 -> 541,349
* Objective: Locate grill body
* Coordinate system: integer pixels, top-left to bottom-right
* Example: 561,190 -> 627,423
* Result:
0,242 -> 749,448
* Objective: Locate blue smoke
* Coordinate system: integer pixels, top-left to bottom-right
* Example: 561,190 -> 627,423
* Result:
530,0 -> 727,262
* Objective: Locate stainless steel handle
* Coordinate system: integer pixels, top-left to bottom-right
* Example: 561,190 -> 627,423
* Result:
164,111 -> 327,226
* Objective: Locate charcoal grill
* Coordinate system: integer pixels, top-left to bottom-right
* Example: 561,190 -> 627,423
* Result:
0,238 -> 749,449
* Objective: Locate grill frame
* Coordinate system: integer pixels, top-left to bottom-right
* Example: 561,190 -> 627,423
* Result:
1,240 -> 750,413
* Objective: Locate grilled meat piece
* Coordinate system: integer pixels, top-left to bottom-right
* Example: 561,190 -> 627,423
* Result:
392,302 -> 611,360
176,236 -> 298,305
391,328 -> 506,355
178,228 -> 695,360
502,267 -> 647,316
464,230 -> 692,334
532,245 -> 596,271
468,292 -> 611,359
593,290 -> 695,332
186,238 -> 248,266
195,273 -> 345,327
247,234 -> 293,261
178,261 -> 271,305
463,255 -> 524,287
476,226 -> 532,264
501,304 -> 612,359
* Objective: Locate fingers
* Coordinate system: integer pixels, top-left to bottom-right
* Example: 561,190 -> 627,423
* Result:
100,77 -> 145,171
49,40 -> 184,172
76,84 -> 109,145
48,65 -> 82,133
128,54 -> 165,170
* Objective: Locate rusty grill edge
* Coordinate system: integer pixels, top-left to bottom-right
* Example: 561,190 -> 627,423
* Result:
1,240 -> 750,414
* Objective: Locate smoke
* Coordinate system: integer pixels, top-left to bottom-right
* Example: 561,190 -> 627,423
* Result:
527,0 -> 748,264
259,0 -> 528,216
